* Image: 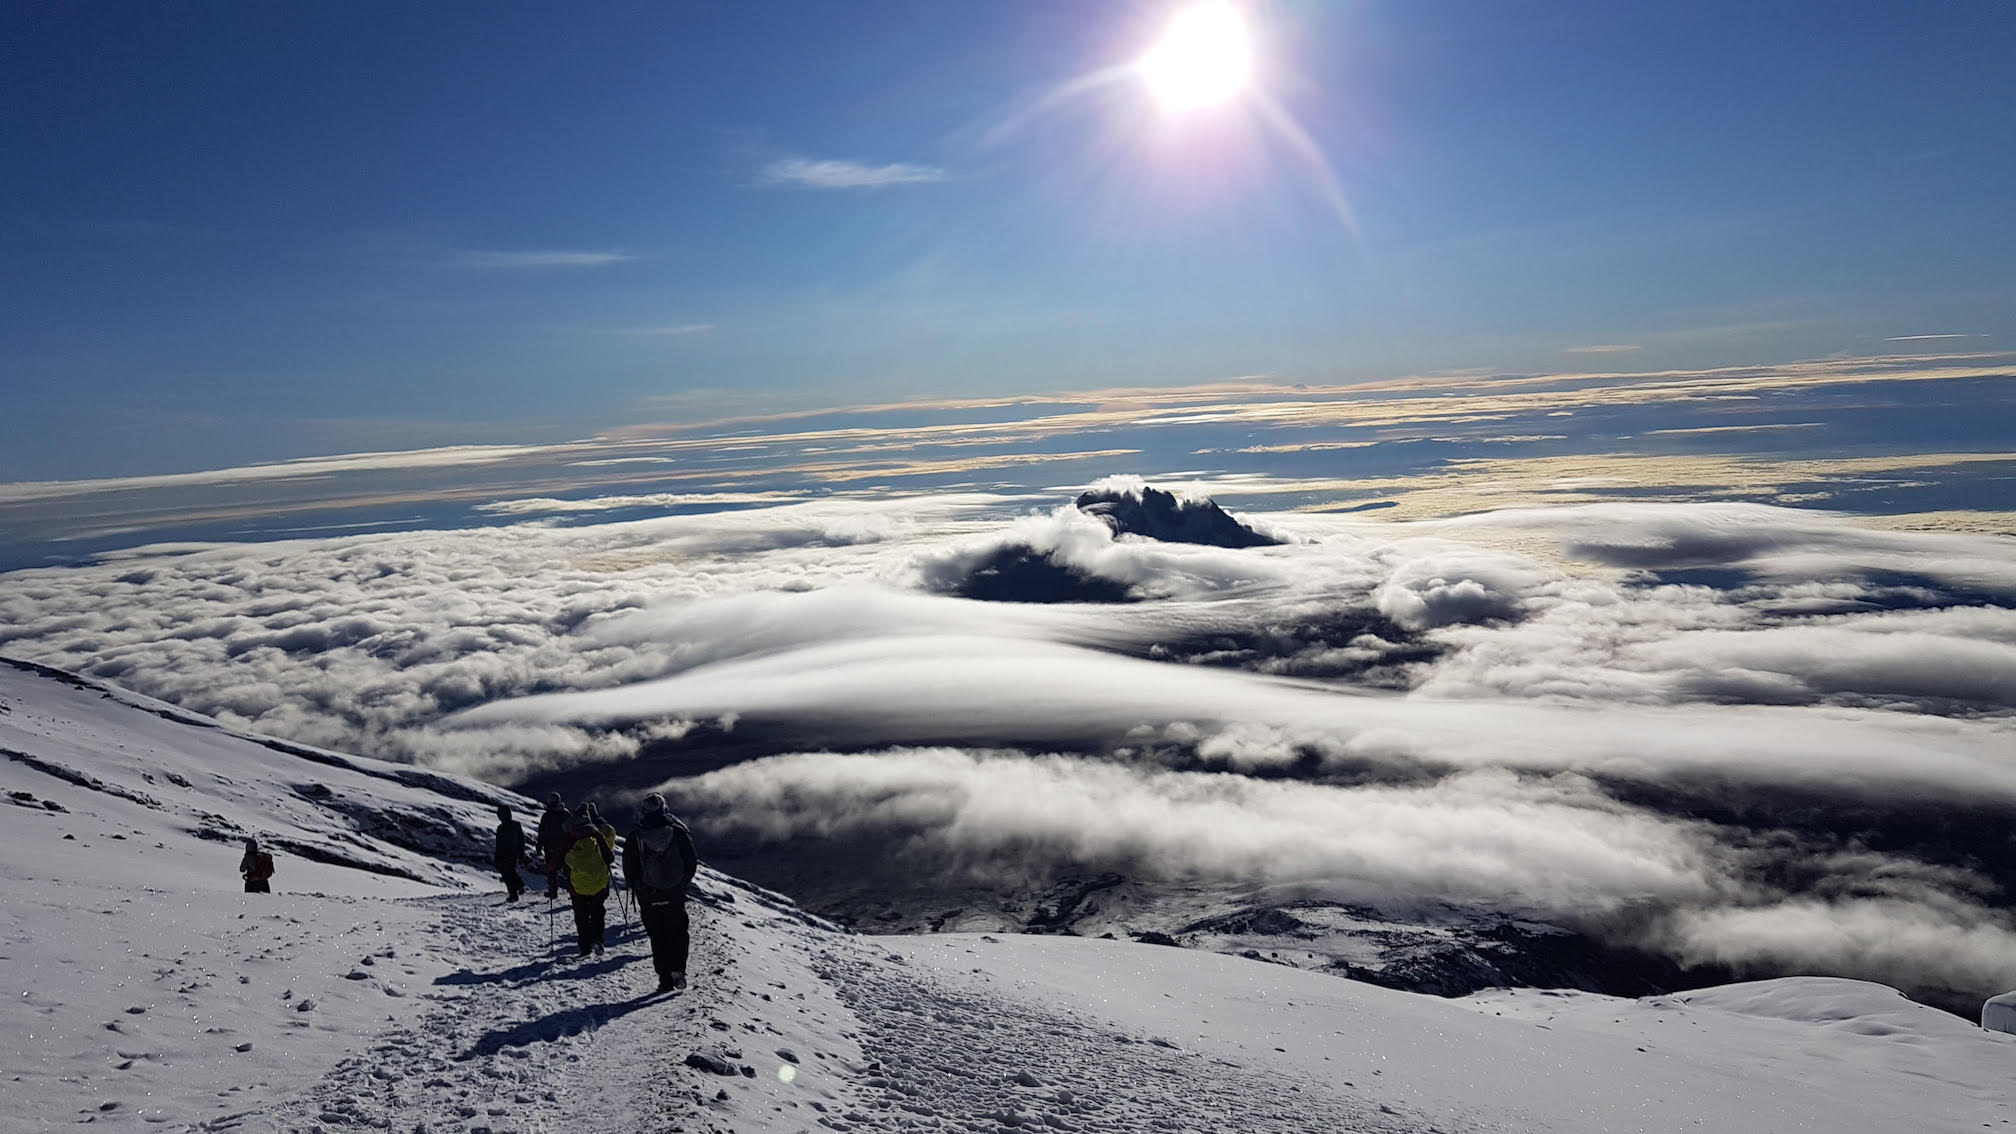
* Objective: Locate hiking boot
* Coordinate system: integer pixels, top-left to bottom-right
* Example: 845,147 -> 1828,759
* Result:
668,972 -> 687,991
593,943 -> 604,957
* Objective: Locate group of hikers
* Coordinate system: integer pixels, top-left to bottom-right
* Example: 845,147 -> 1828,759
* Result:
236,792 -> 699,995
495,792 -> 699,993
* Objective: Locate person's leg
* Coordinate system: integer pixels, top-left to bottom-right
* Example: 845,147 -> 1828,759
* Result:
544,853 -> 559,899
639,900 -> 674,982
669,900 -> 690,977
571,893 -> 593,955
586,889 -> 607,952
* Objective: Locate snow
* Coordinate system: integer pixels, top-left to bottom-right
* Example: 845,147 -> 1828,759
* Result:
4,657 -> 2013,1132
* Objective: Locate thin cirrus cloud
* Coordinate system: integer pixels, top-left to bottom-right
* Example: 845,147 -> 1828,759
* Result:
760,156 -> 948,189
1563,344 -> 1642,355
595,322 -> 717,337
451,249 -> 635,269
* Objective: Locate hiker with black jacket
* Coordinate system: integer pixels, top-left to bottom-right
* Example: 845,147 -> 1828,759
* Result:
622,793 -> 698,992
494,804 -> 527,902
536,793 -> 570,899
239,837 -> 274,893
560,803 -> 617,957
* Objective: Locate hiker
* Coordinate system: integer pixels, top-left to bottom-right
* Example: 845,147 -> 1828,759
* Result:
561,803 -> 617,957
239,837 -> 274,894
494,804 -> 527,902
622,793 -> 698,993
536,793 -> 570,899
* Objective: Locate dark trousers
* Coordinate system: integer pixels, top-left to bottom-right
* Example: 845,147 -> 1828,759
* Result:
543,850 -> 566,898
571,888 -> 607,954
244,878 -> 270,894
498,860 -> 523,901
640,898 -> 689,979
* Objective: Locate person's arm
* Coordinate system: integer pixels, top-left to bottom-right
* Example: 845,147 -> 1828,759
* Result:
676,826 -> 698,886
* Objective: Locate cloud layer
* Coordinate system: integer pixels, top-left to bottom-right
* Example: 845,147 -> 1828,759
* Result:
3,491 -> 2014,1002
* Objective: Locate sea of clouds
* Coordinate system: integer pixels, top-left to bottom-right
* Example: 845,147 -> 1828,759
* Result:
4,483 -> 2015,1001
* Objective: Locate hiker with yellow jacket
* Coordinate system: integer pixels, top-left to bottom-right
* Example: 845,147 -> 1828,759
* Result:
559,803 -> 617,957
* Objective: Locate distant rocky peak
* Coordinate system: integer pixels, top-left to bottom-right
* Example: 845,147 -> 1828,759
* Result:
1073,484 -> 1281,549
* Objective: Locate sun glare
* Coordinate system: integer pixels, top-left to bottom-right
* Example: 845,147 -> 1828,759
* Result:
1139,3 -> 1252,112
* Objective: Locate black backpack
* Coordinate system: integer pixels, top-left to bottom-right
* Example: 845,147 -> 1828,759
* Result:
634,822 -> 692,893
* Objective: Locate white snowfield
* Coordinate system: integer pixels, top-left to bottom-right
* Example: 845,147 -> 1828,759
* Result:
1,658 -> 2010,1134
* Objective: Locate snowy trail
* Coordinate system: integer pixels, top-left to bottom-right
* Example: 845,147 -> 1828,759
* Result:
241,888 -> 1443,1134
821,945 -> 1436,1134
261,893 -> 737,1134
248,882 -> 887,1134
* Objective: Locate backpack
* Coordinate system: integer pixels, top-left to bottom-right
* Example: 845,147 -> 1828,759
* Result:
247,852 -> 275,882
635,823 -> 693,895
563,827 -> 614,894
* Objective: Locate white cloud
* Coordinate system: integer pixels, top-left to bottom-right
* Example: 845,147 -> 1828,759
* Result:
6,493 -> 2016,999
452,249 -> 634,269
596,323 -> 716,337
1422,501 -> 2016,594
1643,423 -> 1824,437
1663,899 -> 2016,996
0,443 -> 585,504
660,750 -> 1725,914
452,625 -> 2016,803
473,491 -> 802,516
1371,548 -> 1551,630
760,157 -> 947,189
657,748 -> 2016,994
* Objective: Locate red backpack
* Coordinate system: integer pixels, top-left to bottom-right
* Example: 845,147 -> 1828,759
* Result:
247,852 -> 275,882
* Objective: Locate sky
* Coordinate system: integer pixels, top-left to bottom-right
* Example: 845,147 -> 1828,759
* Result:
5,0 -> 2013,481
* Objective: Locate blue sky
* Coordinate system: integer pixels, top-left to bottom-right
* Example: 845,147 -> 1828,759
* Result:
5,0 -> 2012,480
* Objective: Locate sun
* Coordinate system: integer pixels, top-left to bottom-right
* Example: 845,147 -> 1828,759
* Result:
1138,3 -> 1252,112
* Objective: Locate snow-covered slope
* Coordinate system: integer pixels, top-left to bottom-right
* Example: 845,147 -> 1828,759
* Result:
2,657 -> 2010,1133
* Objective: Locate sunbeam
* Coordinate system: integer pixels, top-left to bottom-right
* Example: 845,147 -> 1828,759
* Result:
1251,88 -> 1361,239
